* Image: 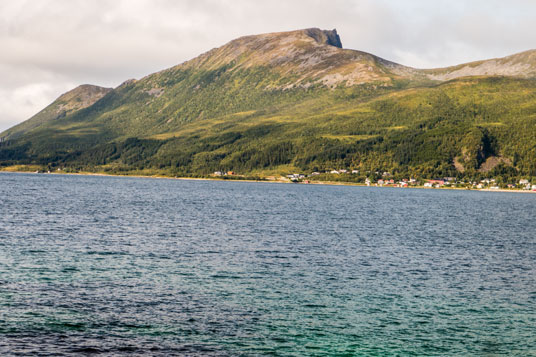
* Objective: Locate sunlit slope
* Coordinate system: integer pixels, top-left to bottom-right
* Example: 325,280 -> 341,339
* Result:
4,76 -> 534,177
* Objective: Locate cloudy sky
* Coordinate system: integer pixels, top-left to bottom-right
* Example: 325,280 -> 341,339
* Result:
1,0 -> 535,131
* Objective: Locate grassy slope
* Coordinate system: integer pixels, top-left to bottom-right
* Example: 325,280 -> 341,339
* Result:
4,75 -> 534,181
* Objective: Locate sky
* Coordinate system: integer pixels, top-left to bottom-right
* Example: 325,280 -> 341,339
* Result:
1,0 -> 535,132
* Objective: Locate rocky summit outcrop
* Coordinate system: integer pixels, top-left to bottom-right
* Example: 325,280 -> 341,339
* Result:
177,28 -> 410,88
305,28 -> 342,48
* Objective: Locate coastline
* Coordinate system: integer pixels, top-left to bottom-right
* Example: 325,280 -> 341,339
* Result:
2,168 -> 535,194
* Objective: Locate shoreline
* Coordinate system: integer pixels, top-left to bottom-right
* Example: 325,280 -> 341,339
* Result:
2,168 -> 535,194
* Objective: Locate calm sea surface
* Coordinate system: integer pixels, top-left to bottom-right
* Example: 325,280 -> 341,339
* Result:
0,172 -> 535,356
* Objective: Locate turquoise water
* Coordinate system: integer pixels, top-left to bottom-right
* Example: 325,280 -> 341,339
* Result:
0,172 -> 535,356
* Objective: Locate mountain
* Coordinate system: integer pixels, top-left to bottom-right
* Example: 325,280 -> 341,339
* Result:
178,28 -> 414,87
1,28 -> 536,182
3,84 -> 112,140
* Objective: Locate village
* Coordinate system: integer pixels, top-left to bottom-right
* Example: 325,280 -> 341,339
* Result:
214,170 -> 536,191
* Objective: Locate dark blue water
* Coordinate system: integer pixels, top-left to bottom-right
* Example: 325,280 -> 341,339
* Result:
0,172 -> 535,356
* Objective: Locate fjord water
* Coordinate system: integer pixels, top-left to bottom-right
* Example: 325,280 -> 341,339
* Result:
0,173 -> 535,356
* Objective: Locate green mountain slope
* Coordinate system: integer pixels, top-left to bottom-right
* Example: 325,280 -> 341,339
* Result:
1,28 -> 535,181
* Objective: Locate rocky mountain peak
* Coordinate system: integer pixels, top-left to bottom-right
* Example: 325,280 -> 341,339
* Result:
175,28 -> 402,88
304,28 -> 342,48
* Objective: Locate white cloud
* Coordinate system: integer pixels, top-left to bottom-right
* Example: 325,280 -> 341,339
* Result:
1,0 -> 536,131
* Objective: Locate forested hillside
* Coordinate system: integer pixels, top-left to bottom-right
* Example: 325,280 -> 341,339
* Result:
1,28 -> 535,183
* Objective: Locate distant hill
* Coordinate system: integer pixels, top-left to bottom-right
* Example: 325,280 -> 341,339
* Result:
3,84 -> 112,140
1,28 -> 535,181
424,49 -> 536,81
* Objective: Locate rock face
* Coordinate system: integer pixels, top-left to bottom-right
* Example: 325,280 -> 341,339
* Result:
305,28 -> 342,48
324,29 -> 343,48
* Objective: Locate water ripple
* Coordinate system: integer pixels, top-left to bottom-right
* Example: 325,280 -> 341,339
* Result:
0,172 -> 535,355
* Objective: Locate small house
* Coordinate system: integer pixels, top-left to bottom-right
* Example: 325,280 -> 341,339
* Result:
428,179 -> 445,186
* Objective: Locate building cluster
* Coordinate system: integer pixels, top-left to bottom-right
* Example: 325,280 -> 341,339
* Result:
213,171 -> 235,176
376,178 -> 418,187
284,171 -> 536,190
518,179 -> 536,191
214,169 -> 536,191
423,178 -> 536,190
